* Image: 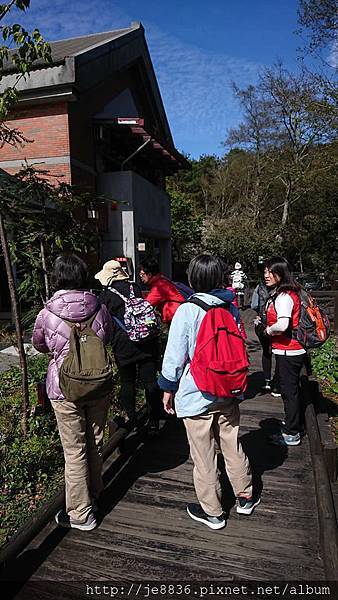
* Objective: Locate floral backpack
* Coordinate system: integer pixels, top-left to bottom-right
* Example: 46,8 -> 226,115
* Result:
109,284 -> 160,342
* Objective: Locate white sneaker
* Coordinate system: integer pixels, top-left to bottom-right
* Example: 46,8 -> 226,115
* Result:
236,497 -> 261,515
55,509 -> 97,531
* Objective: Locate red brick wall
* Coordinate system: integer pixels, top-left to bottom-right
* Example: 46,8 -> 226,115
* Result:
0,102 -> 71,183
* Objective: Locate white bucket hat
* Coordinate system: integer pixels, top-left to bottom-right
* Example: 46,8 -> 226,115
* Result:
235,262 -> 242,270
94,260 -> 129,286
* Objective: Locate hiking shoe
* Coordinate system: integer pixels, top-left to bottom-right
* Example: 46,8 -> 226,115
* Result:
261,380 -> 272,393
55,509 -> 97,531
236,496 -> 261,515
269,431 -> 301,446
281,421 -> 306,437
271,389 -> 282,397
186,503 -> 226,530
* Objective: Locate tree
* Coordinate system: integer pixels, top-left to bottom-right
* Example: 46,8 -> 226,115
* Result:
0,169 -> 42,435
167,187 -> 202,261
0,1 -> 50,434
298,0 -> 337,55
11,165 -> 100,317
224,62 -> 338,231
225,84 -> 278,227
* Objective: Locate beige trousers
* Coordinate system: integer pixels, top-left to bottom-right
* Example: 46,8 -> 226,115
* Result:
53,395 -> 110,522
184,401 -> 252,517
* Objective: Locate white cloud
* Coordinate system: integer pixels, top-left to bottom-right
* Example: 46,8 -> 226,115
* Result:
147,25 -> 261,156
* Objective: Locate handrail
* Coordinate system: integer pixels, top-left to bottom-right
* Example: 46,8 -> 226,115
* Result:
304,381 -> 338,580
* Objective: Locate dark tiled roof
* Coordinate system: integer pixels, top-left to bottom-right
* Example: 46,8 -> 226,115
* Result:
3,27 -> 136,73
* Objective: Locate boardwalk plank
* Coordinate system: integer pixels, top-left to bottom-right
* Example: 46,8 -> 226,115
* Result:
4,310 -> 325,594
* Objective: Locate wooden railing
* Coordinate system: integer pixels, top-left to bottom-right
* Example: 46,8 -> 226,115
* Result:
311,290 -> 338,333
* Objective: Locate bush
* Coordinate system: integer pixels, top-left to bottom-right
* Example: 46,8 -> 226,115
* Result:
311,336 -> 338,445
0,355 -> 64,546
311,337 -> 338,399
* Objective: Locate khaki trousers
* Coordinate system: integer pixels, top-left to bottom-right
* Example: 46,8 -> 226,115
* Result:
184,402 -> 252,517
53,395 -> 110,522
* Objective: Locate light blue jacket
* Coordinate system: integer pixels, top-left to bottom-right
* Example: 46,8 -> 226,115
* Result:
158,292 -> 242,418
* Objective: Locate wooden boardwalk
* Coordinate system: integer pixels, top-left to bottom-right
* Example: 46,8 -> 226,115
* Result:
3,311 -> 325,597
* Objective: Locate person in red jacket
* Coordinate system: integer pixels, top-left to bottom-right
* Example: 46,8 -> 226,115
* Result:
139,258 -> 185,323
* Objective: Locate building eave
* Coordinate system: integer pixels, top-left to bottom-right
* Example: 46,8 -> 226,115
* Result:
0,56 -> 76,95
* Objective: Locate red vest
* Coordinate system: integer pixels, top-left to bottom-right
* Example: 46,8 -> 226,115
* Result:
266,291 -> 303,351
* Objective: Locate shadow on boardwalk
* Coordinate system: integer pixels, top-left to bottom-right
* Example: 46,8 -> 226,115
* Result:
1,311 -> 325,597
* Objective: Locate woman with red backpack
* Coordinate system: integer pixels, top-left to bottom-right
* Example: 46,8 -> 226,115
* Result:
158,255 -> 259,530
263,257 -> 307,446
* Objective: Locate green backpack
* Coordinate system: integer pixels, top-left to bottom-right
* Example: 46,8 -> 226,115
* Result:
59,313 -> 113,402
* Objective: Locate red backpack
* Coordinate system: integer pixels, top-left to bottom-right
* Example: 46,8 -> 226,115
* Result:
189,298 -> 249,398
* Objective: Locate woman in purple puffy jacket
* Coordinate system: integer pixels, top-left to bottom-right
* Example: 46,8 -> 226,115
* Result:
32,254 -> 113,531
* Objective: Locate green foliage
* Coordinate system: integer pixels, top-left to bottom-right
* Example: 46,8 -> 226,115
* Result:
0,166 -> 101,327
0,354 -> 64,546
168,188 -> 203,260
311,337 -> 338,397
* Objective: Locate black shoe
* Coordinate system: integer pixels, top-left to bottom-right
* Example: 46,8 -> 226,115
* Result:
261,380 -> 272,393
114,415 -> 126,429
186,503 -> 226,530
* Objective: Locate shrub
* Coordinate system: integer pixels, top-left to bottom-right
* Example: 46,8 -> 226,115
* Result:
0,355 -> 64,546
311,337 -> 338,399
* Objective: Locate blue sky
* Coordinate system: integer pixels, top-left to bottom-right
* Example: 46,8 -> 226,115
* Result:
9,0 -> 303,158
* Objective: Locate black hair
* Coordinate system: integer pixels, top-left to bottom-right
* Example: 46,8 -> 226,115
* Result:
139,257 -> 160,276
217,256 -> 230,286
187,254 -> 224,292
52,254 -> 88,291
264,256 -> 299,294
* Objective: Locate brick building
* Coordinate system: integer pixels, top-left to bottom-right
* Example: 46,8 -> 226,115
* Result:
0,23 -> 187,314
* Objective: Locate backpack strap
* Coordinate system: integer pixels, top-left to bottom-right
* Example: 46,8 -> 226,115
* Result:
112,315 -> 127,332
108,286 -> 128,302
188,298 -> 243,340
188,297 -> 230,312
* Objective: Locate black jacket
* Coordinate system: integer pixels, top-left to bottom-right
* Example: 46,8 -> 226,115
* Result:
99,280 -> 158,367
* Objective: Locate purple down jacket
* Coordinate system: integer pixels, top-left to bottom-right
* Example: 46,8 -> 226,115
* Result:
32,289 -> 113,401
